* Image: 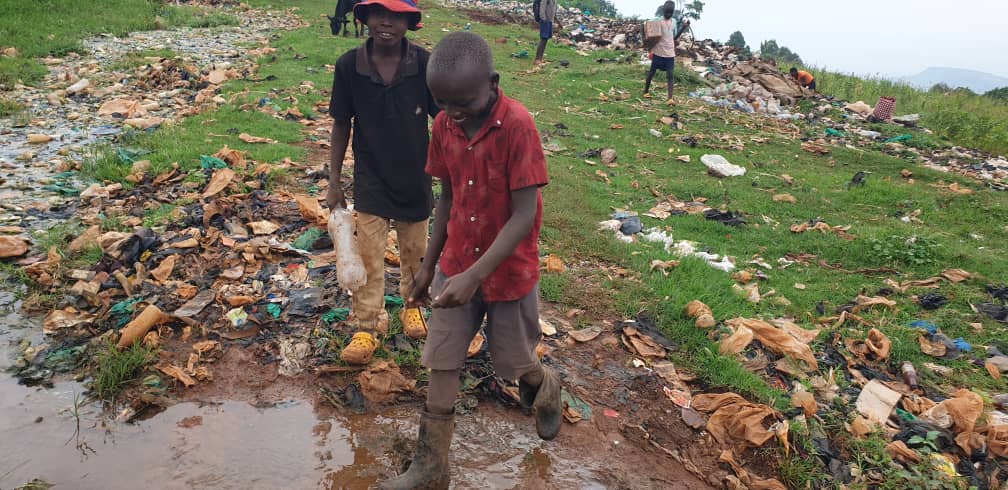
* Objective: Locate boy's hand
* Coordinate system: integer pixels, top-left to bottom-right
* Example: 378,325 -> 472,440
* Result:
326,185 -> 346,210
407,267 -> 435,307
431,271 -> 480,309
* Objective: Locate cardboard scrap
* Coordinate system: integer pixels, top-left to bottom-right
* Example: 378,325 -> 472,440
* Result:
719,325 -> 754,355
621,325 -> 667,358
542,254 -> 565,273
886,440 -> 921,464
238,133 -> 278,144
358,361 -> 415,404
855,379 -> 901,425
852,295 -> 897,313
159,364 -> 197,387
294,194 -> 328,226
43,308 -> 95,335
203,168 -> 235,198
719,450 -> 787,490
569,325 -> 602,342
725,318 -> 819,370
691,393 -> 782,447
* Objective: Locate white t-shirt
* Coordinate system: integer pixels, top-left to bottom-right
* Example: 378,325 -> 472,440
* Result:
652,18 -> 676,58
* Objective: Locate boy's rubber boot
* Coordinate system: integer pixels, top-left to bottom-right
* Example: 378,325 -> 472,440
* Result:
378,409 -> 454,490
519,367 -> 563,440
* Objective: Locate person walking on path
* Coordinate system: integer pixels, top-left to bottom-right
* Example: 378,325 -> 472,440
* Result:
326,0 -> 439,362
645,1 -> 689,103
533,0 -> 562,65
379,32 -> 562,489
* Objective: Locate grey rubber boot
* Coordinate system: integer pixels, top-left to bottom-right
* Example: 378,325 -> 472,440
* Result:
519,366 -> 562,440
378,409 -> 454,490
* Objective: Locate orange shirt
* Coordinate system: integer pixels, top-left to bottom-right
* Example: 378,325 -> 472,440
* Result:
796,70 -> 814,86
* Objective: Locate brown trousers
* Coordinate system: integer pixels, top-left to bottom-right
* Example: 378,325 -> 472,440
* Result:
351,212 -> 428,332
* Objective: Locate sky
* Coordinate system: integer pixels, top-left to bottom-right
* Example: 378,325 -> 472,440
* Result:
613,0 -> 1008,79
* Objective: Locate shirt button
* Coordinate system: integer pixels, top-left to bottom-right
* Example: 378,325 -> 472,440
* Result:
467,146 -> 473,151
468,180 -> 473,185
475,247 -> 480,253
469,216 -> 476,222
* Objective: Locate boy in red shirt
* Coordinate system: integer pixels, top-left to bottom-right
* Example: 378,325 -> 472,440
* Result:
379,32 -> 561,489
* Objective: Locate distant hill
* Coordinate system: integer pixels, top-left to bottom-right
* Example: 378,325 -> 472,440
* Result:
901,67 -> 1008,94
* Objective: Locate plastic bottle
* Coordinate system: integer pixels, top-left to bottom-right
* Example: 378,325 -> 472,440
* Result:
901,361 -> 918,389
328,208 -> 366,291
994,394 -> 1008,410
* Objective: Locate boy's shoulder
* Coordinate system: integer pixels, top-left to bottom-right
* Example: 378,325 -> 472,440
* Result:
497,95 -> 537,130
335,44 -> 361,70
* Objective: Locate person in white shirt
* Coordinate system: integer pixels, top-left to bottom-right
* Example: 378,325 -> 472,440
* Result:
645,1 -> 689,103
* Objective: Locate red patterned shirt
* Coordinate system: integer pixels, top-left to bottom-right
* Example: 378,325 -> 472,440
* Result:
426,89 -> 549,302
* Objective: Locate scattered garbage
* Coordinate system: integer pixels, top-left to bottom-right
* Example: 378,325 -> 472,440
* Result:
700,154 -> 746,177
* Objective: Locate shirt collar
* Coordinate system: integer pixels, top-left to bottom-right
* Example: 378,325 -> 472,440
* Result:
355,38 -> 419,84
444,87 -> 508,136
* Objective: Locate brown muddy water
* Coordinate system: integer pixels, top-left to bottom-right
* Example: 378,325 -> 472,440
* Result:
1,314 -> 609,489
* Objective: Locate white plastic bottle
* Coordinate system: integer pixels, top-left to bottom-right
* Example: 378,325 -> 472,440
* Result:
328,208 -> 366,291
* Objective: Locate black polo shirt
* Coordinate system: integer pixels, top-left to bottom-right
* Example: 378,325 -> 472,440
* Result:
329,38 -> 439,222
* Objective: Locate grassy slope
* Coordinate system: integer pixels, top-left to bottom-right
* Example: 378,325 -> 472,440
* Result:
24,0 -> 1008,486
794,64 -> 1008,155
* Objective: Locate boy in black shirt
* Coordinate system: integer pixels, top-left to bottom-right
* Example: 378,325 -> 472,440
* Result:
327,0 -> 438,358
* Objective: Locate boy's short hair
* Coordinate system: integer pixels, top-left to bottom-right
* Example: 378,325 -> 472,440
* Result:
662,1 -> 675,18
428,32 -> 494,78
789,67 -> 799,74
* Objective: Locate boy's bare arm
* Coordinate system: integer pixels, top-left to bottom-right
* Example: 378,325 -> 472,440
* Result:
326,120 -> 352,209
431,185 -> 538,308
408,180 -> 453,305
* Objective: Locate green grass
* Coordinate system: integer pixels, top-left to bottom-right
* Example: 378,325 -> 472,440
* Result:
108,47 -> 179,72
0,0 -> 236,86
796,65 -> 1008,155
82,107 -> 306,183
32,221 -> 79,255
91,341 -> 157,400
142,203 -> 177,228
0,96 -> 24,117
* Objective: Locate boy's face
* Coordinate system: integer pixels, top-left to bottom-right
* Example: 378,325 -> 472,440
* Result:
428,68 -> 499,125
366,5 -> 409,48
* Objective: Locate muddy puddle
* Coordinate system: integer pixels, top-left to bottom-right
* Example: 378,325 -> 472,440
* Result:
1,370 -> 610,489
1,297 -> 614,489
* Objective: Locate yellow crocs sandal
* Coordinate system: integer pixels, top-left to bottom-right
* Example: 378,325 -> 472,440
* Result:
400,307 -> 427,339
467,332 -> 485,358
340,331 -> 378,365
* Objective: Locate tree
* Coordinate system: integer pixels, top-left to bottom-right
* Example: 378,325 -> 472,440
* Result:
682,1 -> 704,21
930,83 -> 952,93
759,39 -> 801,64
986,87 -> 1008,100
727,31 -> 746,49
759,39 -> 779,57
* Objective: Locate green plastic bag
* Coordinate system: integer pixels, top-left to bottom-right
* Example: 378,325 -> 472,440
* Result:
200,155 -> 227,169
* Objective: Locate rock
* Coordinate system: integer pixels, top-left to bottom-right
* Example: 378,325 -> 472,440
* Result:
65,78 -> 90,94
893,114 -> 921,127
27,134 -> 54,144
600,148 -> 617,165
0,236 -> 29,257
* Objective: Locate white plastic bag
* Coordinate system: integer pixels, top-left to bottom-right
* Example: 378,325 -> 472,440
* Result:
328,208 -> 366,290
701,154 -> 747,177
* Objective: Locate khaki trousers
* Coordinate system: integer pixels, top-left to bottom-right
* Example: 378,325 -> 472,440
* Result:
351,212 -> 428,332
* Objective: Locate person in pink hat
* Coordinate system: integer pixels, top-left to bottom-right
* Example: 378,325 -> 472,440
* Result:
327,0 -> 439,355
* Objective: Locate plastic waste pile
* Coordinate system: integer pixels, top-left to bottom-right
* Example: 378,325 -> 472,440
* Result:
444,0 -> 644,50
